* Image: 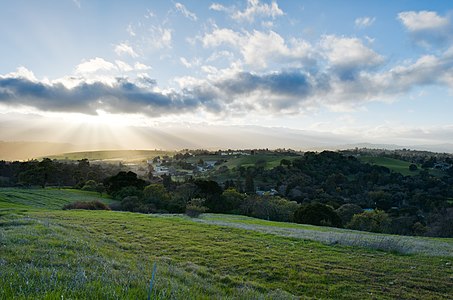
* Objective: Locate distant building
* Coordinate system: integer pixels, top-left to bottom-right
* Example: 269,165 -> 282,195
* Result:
152,166 -> 170,176
256,188 -> 279,196
434,162 -> 451,171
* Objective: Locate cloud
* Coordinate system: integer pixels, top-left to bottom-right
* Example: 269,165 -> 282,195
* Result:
319,35 -> 384,79
0,75 -> 219,117
355,16 -> 375,28
202,28 -> 242,47
75,57 -> 117,74
175,2 -> 197,21
210,0 -> 284,22
209,3 -> 229,12
212,70 -> 323,112
114,42 -> 138,57
397,11 -> 452,46
149,26 -> 173,49
2,37 -> 453,119
134,62 -> 151,71
233,0 -> 284,22
127,24 -> 136,37
398,11 -> 449,31
202,29 -> 313,69
115,60 -> 133,72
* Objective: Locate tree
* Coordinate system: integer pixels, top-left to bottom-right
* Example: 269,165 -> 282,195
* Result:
103,171 -> 147,196
143,184 -> 171,211
185,198 -> 208,218
280,159 -> 291,168
294,203 -> 342,227
409,164 -> 418,172
347,210 -> 390,233
244,175 -> 255,193
114,186 -> 143,201
194,180 -> 223,212
238,195 -> 299,222
336,204 -> 363,225
220,188 -> 245,213
81,180 -> 97,191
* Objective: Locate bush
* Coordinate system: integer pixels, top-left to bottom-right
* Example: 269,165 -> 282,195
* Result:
425,208 -> 453,237
336,204 -> 363,225
63,201 -> 111,210
113,186 -> 143,201
293,203 -> 342,227
185,198 -> 208,218
81,180 -> 97,191
347,210 -> 390,233
240,195 -> 300,222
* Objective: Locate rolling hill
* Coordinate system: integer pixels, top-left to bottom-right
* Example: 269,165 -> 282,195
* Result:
1,188 -> 452,299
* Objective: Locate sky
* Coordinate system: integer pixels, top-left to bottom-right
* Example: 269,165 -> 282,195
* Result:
1,0 -> 453,151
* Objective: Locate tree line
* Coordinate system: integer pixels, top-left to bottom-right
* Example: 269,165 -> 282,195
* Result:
1,150 -> 452,237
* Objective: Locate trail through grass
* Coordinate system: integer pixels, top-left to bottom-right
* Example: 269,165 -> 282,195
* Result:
196,214 -> 453,257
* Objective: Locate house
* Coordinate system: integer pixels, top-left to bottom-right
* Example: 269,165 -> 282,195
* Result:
434,162 -> 451,171
256,188 -> 279,196
152,166 -> 170,176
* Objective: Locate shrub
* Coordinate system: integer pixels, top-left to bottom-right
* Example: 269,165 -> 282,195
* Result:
336,204 -> 363,225
185,198 -> 208,218
425,208 -> 453,237
113,186 -> 143,201
81,180 -> 97,191
63,201 -> 111,210
240,195 -> 300,222
347,210 -> 390,233
293,203 -> 342,227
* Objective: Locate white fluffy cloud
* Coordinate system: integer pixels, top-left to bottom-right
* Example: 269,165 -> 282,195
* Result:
203,29 -> 313,69
210,0 -> 284,22
397,11 -> 452,46
233,0 -> 284,22
398,11 -> 449,32
75,57 -> 117,74
320,35 -> 384,75
115,60 -> 133,72
114,43 -> 138,57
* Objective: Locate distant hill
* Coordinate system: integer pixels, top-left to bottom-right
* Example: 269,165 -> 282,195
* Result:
47,149 -> 175,162
336,142 -> 453,153
0,141 -> 80,161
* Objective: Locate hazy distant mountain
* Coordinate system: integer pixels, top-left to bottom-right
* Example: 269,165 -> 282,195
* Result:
1,126 -> 452,161
336,143 -> 453,153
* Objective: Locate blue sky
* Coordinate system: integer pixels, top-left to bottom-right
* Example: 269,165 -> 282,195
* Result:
0,0 -> 452,149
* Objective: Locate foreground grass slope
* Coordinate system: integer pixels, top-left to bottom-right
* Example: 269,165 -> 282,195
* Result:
1,188 -> 452,299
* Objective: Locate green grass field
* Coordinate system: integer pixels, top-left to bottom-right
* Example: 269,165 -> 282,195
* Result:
360,156 -> 422,176
1,188 -> 452,299
217,154 -> 299,170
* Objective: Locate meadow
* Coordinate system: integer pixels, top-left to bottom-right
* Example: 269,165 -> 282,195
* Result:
1,188 -> 452,299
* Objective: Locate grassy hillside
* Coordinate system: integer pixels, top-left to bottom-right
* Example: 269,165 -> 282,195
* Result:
1,188 -> 452,299
46,150 -> 175,162
359,156 -> 422,176
222,154 -> 298,170
185,153 -> 299,170
0,188 -> 115,210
